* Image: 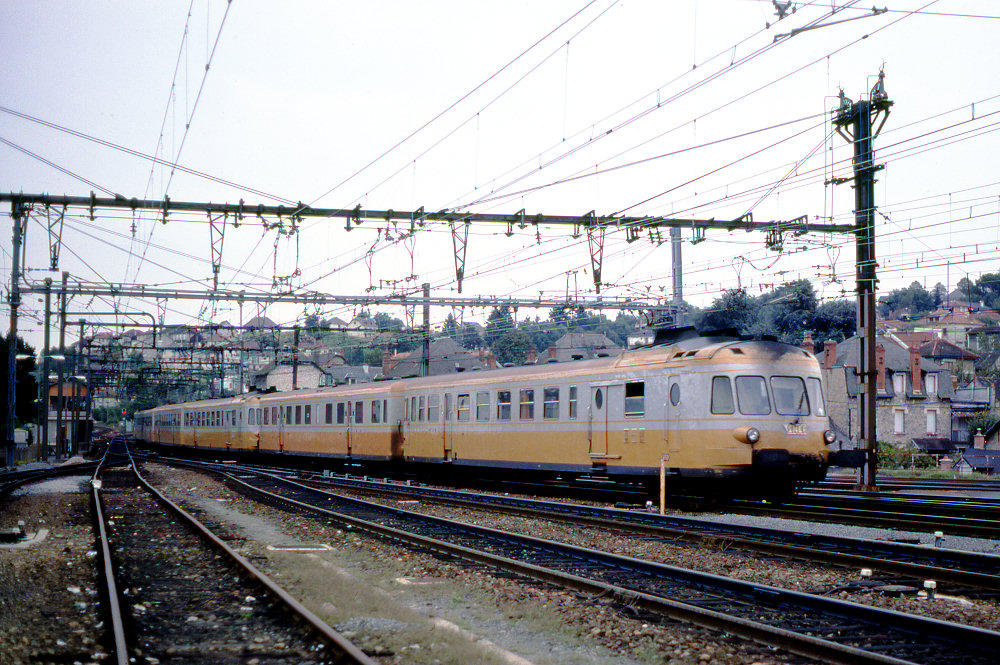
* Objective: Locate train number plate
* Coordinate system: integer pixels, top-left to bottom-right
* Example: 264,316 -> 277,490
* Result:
784,423 -> 807,436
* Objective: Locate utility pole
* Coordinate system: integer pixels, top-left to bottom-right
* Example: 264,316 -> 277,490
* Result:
833,71 -> 892,491
291,326 -> 299,390
5,200 -> 28,467
422,283 -> 431,377
41,278 -> 51,460
670,227 -> 684,326
57,271 -> 68,459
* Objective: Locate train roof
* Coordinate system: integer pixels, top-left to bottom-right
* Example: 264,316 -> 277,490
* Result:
138,329 -> 815,413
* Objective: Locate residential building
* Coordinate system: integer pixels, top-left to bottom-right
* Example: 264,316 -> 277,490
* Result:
383,337 -> 490,378
820,334 -> 953,450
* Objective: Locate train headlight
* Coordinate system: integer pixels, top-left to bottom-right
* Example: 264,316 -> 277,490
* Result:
746,427 -> 760,444
733,426 -> 760,444
823,429 -> 836,444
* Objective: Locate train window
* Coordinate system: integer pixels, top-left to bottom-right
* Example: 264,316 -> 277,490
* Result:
304,404 -> 312,425
771,376 -> 808,416
711,377 -> 734,414
325,403 -> 333,424
337,403 -> 345,424
497,391 -> 511,420
249,410 -> 255,426
355,401 -> 363,424
272,406 -> 279,425
411,397 -> 417,422
419,395 -> 426,422
519,389 -> 535,420
457,394 -> 471,421
286,406 -> 293,425
568,386 -> 578,419
736,376 -> 771,415
383,400 -> 388,423
427,394 -> 439,422
670,383 -> 680,406
476,391 -> 490,421
624,382 -> 644,417
372,400 -> 380,424
263,408 -> 268,425
807,378 -> 826,417
543,387 -> 559,419
294,405 -> 302,425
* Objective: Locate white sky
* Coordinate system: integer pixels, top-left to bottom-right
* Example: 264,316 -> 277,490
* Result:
2,1 -> 999,350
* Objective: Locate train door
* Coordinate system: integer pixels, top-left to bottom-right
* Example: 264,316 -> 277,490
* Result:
278,406 -> 285,452
346,401 -> 354,457
589,385 -> 608,456
443,393 -> 453,460
590,383 -> 624,462
665,374 -> 681,454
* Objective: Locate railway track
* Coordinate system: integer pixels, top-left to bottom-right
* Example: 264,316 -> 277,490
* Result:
726,490 -> 1000,540
308,472 -> 1000,596
181,461 -> 1000,665
91,452 -> 375,665
157,457 -> 1000,596
821,475 -> 1000,493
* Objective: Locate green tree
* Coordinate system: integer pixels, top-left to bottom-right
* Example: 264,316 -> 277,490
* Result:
484,306 -> 516,348
460,323 -> 483,349
441,313 -> 460,342
697,288 -> 757,335
976,273 -> 1000,310
492,329 -> 532,366
932,282 -> 947,307
373,311 -> 404,333
956,277 -> 979,303
809,299 -> 856,346
878,281 -> 935,317
966,413 -> 1000,445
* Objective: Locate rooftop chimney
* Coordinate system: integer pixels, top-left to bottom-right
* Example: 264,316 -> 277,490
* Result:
823,339 -> 837,369
910,345 -> 922,394
548,343 -> 557,362
875,344 -> 886,392
974,428 -> 986,449
801,331 -> 814,354
526,345 -> 537,364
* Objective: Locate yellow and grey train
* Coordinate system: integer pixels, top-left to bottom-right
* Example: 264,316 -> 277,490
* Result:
135,328 -> 860,496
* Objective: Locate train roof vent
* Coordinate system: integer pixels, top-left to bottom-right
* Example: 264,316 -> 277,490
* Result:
685,350 -> 698,357
731,348 -> 744,355
571,354 -> 584,360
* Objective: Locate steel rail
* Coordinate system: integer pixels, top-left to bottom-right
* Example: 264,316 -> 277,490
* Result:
728,496 -> 1000,540
112,454 -> 377,665
1,461 -> 102,499
206,466 -> 1000,665
91,454 -> 128,665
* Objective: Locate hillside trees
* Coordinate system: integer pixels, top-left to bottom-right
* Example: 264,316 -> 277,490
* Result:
695,280 -> 855,348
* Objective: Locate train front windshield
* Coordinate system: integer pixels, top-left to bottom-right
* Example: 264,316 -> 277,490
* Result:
710,375 -> 826,417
